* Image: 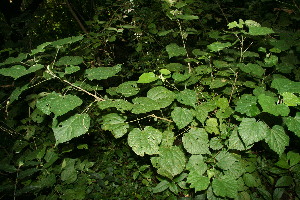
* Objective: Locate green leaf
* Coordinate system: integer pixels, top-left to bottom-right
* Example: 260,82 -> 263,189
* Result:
176,14 -> 199,20
271,77 -> 300,93
264,55 -> 278,67
9,84 -> 29,103
128,126 -> 162,156
51,35 -> 84,47
153,180 -> 170,193
61,159 -> 77,184
115,81 -> 140,97
85,64 -> 122,80
137,72 -> 158,83
238,118 -> 269,146
238,63 -> 265,77
243,173 -> 261,187
101,113 -> 129,138
209,137 -> 223,150
171,107 -> 194,129
235,94 -> 260,117
248,26 -> 274,35
176,89 -> 197,107
161,130 -> 175,147
52,113 -> 90,145
166,43 -> 187,58
284,114 -> 300,137
282,92 -> 300,106
207,42 -> 231,52
228,129 -> 248,150
265,125 -> 289,155
275,176 -> 293,187
182,128 -> 210,154
65,66 -> 80,74
205,118 -> 220,135
287,151 -> 300,166
212,176 -> 238,199
97,99 -> 133,112
147,86 -> 176,108
0,64 -> 43,79
172,72 -> 190,82
210,78 -> 228,89
36,92 -> 82,116
30,42 -> 52,55
154,146 -> 186,179
0,53 -> 27,66
228,20 -> 244,29
216,151 -> 237,170
131,97 -> 160,114
187,172 -> 210,192
55,56 -> 83,66
186,155 -> 207,175
258,94 -> 290,116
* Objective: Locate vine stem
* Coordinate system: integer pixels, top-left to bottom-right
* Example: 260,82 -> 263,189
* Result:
229,71 -> 238,104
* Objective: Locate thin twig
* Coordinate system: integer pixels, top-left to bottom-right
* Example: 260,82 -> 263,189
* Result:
148,114 -> 173,123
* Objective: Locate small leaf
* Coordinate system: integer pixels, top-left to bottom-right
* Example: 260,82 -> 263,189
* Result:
101,113 -> 129,138
128,126 -> 162,156
238,63 -> 265,77
207,42 -> 231,52
205,118 -> 220,135
65,66 -> 80,74
52,114 -> 90,145
85,64 -> 122,80
182,128 -> 210,154
30,42 -> 52,55
154,146 -> 186,179
166,43 -> 187,58
171,107 -> 194,129
36,92 -> 82,116
287,151 -> 300,166
137,72 -> 158,83
265,125 -> 289,155
51,35 -> 84,47
176,15 -> 199,20
238,118 -> 269,146
98,99 -> 133,112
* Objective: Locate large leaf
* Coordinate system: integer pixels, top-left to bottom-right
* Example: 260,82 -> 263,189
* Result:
131,97 -> 160,114
153,146 -> 186,179
238,118 -> 269,146
258,94 -> 289,116
0,64 -> 43,79
212,176 -> 239,199
271,77 -> 300,93
235,94 -> 260,117
186,155 -> 207,175
216,151 -> 238,170
85,64 -> 122,80
282,92 -> 300,106
183,128 -> 210,154
52,114 -> 90,145
248,26 -> 274,35
115,81 -> 140,97
97,99 -> 133,112
101,113 -> 129,138
171,107 -> 194,129
0,53 -> 27,66
228,129 -> 248,150
166,43 -> 187,58
55,56 -> 83,66
147,86 -> 175,108
176,89 -> 197,107
265,125 -> 289,155
284,113 -> 300,137
186,171 -> 210,192
128,126 -> 162,156
36,92 -> 82,116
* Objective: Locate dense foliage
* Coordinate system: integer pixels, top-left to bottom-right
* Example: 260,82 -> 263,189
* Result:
0,0 -> 300,199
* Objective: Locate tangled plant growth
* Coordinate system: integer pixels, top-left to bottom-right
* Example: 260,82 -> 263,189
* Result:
0,0 -> 300,199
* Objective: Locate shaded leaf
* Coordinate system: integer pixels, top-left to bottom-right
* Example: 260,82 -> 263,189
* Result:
85,64 -> 122,80
55,56 -> 83,66
235,94 -> 260,117
176,89 -> 197,107
131,97 -> 160,114
171,107 -> 194,129
101,113 -> 129,138
166,43 -> 187,58
187,172 -> 210,192
0,64 -> 43,79
258,94 -> 289,116
182,128 -> 210,154
265,125 -> 289,155
115,81 -> 139,97
212,176 -> 238,199
147,86 -> 176,108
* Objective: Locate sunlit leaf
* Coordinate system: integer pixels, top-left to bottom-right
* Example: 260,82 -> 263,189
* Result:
147,86 -> 175,108
171,107 -> 194,129
101,113 -> 129,138
182,128 -> 210,154
85,64 -> 122,80
137,72 -> 158,83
